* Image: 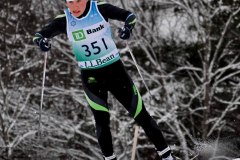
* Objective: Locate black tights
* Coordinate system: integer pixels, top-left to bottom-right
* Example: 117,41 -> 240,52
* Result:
81,60 -> 168,157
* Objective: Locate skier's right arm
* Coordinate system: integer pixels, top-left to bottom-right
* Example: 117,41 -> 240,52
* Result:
33,14 -> 66,52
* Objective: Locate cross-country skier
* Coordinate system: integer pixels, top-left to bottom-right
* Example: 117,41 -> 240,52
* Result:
33,0 -> 177,159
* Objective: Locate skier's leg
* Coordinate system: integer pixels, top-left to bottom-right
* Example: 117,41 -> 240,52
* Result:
91,107 -> 116,159
81,72 -> 115,158
107,61 -> 172,158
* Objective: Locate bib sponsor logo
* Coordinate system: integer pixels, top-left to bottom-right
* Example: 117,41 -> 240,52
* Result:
79,52 -> 119,69
95,54 -> 114,65
87,24 -> 104,35
72,24 -> 104,41
72,29 -> 86,41
84,54 -> 115,68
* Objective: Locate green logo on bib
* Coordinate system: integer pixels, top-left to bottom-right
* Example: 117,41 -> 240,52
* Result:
72,29 -> 86,41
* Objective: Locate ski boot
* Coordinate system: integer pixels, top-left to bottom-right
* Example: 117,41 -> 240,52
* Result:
157,146 -> 181,160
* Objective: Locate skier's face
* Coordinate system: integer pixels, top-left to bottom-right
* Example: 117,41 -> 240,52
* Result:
66,0 -> 88,18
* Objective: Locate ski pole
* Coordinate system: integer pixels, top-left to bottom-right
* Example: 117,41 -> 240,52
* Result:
126,41 -> 153,100
127,41 -> 153,160
38,51 -> 48,143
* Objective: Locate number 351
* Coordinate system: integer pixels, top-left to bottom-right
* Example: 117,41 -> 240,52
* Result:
82,38 -> 108,57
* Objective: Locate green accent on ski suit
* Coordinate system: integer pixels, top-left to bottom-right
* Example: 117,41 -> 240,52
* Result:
84,92 -> 109,112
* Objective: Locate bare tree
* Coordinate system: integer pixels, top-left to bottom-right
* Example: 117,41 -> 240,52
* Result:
1,0 -> 239,159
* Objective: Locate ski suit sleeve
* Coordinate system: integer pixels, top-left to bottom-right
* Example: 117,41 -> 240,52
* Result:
33,14 -> 66,42
98,2 -> 137,29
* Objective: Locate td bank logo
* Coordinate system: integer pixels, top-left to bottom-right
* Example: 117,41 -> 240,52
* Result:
72,29 -> 86,41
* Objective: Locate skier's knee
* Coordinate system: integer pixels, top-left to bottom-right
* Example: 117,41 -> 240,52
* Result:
133,107 -> 152,125
129,86 -> 143,119
95,122 -> 111,139
92,110 -> 110,124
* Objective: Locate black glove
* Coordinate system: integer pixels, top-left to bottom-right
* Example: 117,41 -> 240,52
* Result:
118,25 -> 133,40
33,33 -> 51,52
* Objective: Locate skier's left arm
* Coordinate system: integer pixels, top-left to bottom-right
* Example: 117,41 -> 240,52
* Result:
33,15 -> 66,52
98,2 -> 137,39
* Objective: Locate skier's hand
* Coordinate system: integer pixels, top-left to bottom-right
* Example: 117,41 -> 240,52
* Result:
118,25 -> 132,40
33,33 -> 51,52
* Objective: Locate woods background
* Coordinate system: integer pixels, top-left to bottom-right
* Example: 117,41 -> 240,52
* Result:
0,0 -> 240,159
